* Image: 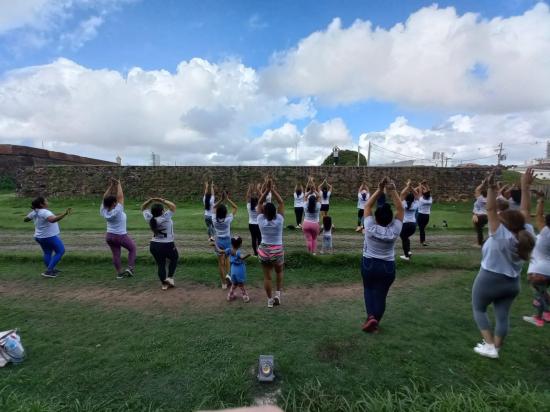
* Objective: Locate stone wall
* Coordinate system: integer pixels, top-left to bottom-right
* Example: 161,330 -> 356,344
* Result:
16,165 -> 491,201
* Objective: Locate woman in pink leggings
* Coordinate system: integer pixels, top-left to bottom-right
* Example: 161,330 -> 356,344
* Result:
302,189 -> 321,254
100,178 -> 137,279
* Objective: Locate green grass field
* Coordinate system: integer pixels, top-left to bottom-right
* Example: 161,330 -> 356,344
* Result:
1,193 -> 549,411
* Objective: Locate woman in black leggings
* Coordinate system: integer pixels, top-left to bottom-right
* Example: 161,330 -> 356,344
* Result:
246,184 -> 262,256
399,179 -> 419,261
416,181 -> 432,246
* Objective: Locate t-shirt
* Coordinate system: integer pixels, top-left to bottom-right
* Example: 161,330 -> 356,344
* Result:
304,202 -> 321,222
320,191 -> 331,205
257,213 -> 284,245
266,192 -> 272,203
473,196 -> 487,215
202,195 -> 215,217
293,192 -> 305,208
417,197 -> 433,215
247,203 -> 259,225
527,226 -> 550,277
363,216 -> 403,261
26,209 -> 60,238
481,223 -> 535,278
143,209 -> 174,243
402,200 -> 419,224
214,213 -> 233,238
357,192 -> 369,209
100,203 -> 127,235
322,227 -> 333,238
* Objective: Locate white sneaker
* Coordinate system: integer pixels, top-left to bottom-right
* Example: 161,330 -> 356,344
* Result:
523,316 -> 544,327
273,293 -> 281,306
222,283 -> 228,290
161,284 -> 168,291
165,277 -> 175,288
399,255 -> 410,261
267,298 -> 274,308
243,294 -> 250,303
473,342 -> 499,359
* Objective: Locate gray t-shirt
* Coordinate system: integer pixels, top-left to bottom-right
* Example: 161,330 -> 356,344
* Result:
527,226 -> 550,277
143,210 -> 174,243
418,197 -> 433,215
213,213 -> 234,238
402,200 -> 419,223
304,202 -> 321,222
247,203 -> 259,225
363,216 -> 403,261
100,203 -> 127,235
257,214 -> 284,245
473,196 -> 487,215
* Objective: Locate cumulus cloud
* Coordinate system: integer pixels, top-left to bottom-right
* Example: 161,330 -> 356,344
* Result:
59,15 -> 104,50
262,2 -> 550,113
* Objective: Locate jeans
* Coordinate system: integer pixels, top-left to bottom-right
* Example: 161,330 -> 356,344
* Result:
205,216 -> 215,238
35,235 -> 65,271
361,257 -> 396,321
149,241 -> 179,283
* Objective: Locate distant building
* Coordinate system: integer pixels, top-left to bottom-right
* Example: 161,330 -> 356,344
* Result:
379,159 -> 436,167
151,153 -> 160,166
516,140 -> 550,179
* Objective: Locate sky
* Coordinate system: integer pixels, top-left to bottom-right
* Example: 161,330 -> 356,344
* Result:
0,0 -> 548,166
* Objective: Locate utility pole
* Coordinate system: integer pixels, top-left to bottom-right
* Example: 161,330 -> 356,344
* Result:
367,141 -> 371,166
496,142 -> 503,166
357,144 -> 360,166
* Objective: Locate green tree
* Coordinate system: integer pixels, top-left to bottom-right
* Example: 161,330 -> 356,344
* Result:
321,150 -> 367,166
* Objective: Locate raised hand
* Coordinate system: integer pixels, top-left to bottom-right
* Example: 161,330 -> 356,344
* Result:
522,167 -> 536,187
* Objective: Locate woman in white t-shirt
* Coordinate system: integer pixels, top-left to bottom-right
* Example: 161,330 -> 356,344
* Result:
318,179 -> 333,217
203,181 -> 216,243
471,169 -> 536,359
522,190 -> 550,327
416,181 -> 432,246
24,196 -> 72,278
256,179 -> 285,308
399,180 -> 419,261
472,179 -> 489,246
293,184 -> 305,228
100,178 -> 137,279
302,191 -> 321,254
360,177 -> 404,333
213,192 -> 238,289
356,183 -> 370,232
141,197 -> 178,290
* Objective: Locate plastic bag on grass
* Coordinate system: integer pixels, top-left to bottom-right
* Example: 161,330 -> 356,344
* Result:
0,330 -> 25,367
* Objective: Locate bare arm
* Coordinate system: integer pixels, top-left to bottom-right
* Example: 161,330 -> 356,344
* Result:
226,196 -> 238,216
213,192 -> 225,210
365,178 -> 387,216
246,184 -> 252,202
486,172 -> 500,234
103,181 -> 113,199
160,198 -> 177,212
474,180 -> 484,198
115,180 -> 124,206
400,180 -> 412,200
534,192 -> 545,232
387,182 -> 404,222
520,168 -> 535,223
271,186 -> 285,216
140,198 -> 155,211
47,208 -> 72,223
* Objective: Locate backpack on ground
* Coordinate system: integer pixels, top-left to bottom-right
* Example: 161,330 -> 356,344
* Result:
0,330 -> 25,367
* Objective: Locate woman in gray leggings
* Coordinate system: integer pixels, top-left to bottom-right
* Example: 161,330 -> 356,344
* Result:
471,169 -> 536,359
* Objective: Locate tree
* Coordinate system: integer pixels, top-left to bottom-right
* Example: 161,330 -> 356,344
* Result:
321,150 -> 367,166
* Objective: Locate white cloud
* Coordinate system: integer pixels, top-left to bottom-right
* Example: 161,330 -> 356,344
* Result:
262,2 -> 550,113
59,15 -> 104,50
248,13 -> 268,30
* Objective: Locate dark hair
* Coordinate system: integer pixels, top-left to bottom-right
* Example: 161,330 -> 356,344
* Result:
31,196 -> 46,210
250,197 -> 258,212
405,192 -> 415,210
264,202 -> 277,221
231,236 -> 242,249
103,195 -> 117,209
546,214 -> 550,228
307,195 -> 317,213
204,193 -> 212,210
423,191 -> 431,200
510,189 -> 521,204
374,203 -> 393,227
499,210 -> 535,260
322,188 -> 328,200
149,203 -> 164,236
295,189 -> 302,196
481,189 -> 487,198
216,204 -> 227,220
323,215 -> 332,231
361,192 -> 367,201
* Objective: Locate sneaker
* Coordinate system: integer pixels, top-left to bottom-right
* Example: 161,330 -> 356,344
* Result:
52,269 -> 61,274
473,342 -> 499,359
227,293 -> 236,301
422,243 -> 429,247
116,272 -> 126,279
124,268 -> 134,277
543,312 -> 550,322
41,270 -> 57,278
161,284 -> 169,291
221,282 -> 228,290
267,298 -> 274,308
362,316 -> 378,333
273,294 -> 281,306
399,255 -> 410,261
242,294 -> 250,303
523,316 -> 544,327
355,226 -> 362,232
297,224 -> 302,229
165,277 -> 175,288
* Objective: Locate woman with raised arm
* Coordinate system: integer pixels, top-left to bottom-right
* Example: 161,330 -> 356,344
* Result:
318,179 -> 333,217
302,188 -> 322,254
24,197 -> 71,278
471,169 -> 536,359
141,197 -> 179,290
256,179 -> 285,308
293,183 -> 305,229
213,191 -> 238,289
203,181 -> 216,243
416,180 -> 433,246
356,183 -> 370,232
360,177 -> 404,333
472,178 -> 489,246
522,190 -> 550,327
101,178 -> 137,279
246,184 -> 262,256
399,180 -> 419,261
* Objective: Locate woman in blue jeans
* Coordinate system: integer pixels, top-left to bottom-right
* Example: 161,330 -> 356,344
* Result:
361,177 -> 404,333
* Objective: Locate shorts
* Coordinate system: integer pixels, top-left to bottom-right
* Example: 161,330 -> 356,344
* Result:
216,236 -> 231,255
320,204 -> 329,212
231,264 -> 247,284
258,243 -> 284,265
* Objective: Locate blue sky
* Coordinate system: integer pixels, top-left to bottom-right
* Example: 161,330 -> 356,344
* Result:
0,0 -> 548,165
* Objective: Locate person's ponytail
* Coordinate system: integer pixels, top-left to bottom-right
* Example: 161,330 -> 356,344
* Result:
517,229 -> 535,261
149,217 -> 159,236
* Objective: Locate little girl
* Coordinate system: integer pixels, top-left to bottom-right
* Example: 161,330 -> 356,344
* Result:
224,236 -> 251,302
321,215 -> 334,254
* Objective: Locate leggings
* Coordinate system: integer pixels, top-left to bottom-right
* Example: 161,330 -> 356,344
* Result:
357,209 -> 364,226
399,222 -> 416,257
528,274 -> 550,317
417,213 -> 430,243
302,220 -> 319,253
473,214 -> 488,246
249,223 -> 262,256
105,233 -> 137,273
205,216 -> 215,238
294,207 -> 304,226
149,241 -> 179,283
361,257 -> 396,321
472,268 -> 520,338
35,235 -> 65,271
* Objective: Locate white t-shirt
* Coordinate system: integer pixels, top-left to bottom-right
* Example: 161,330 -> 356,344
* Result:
528,226 -> 550,277
257,213 -> 284,245
143,209 -> 174,243
473,196 -> 487,215
266,192 -> 272,203
247,203 -> 259,225
363,216 -> 403,261
214,213 -> 233,238
402,200 -> 419,224
293,192 -> 305,208
27,209 -> 60,238
357,192 -> 369,209
203,195 -> 215,217
322,227 -> 333,238
320,191 -> 331,205
481,223 -> 535,278
100,203 -> 127,235
417,197 -> 433,215
304,202 -> 321,223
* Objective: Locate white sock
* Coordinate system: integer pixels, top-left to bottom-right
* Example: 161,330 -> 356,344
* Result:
275,290 -> 281,297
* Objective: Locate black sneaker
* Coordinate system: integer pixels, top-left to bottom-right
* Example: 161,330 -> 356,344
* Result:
52,269 -> 61,274
116,272 -> 126,279
124,268 -> 134,277
41,271 -> 57,278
